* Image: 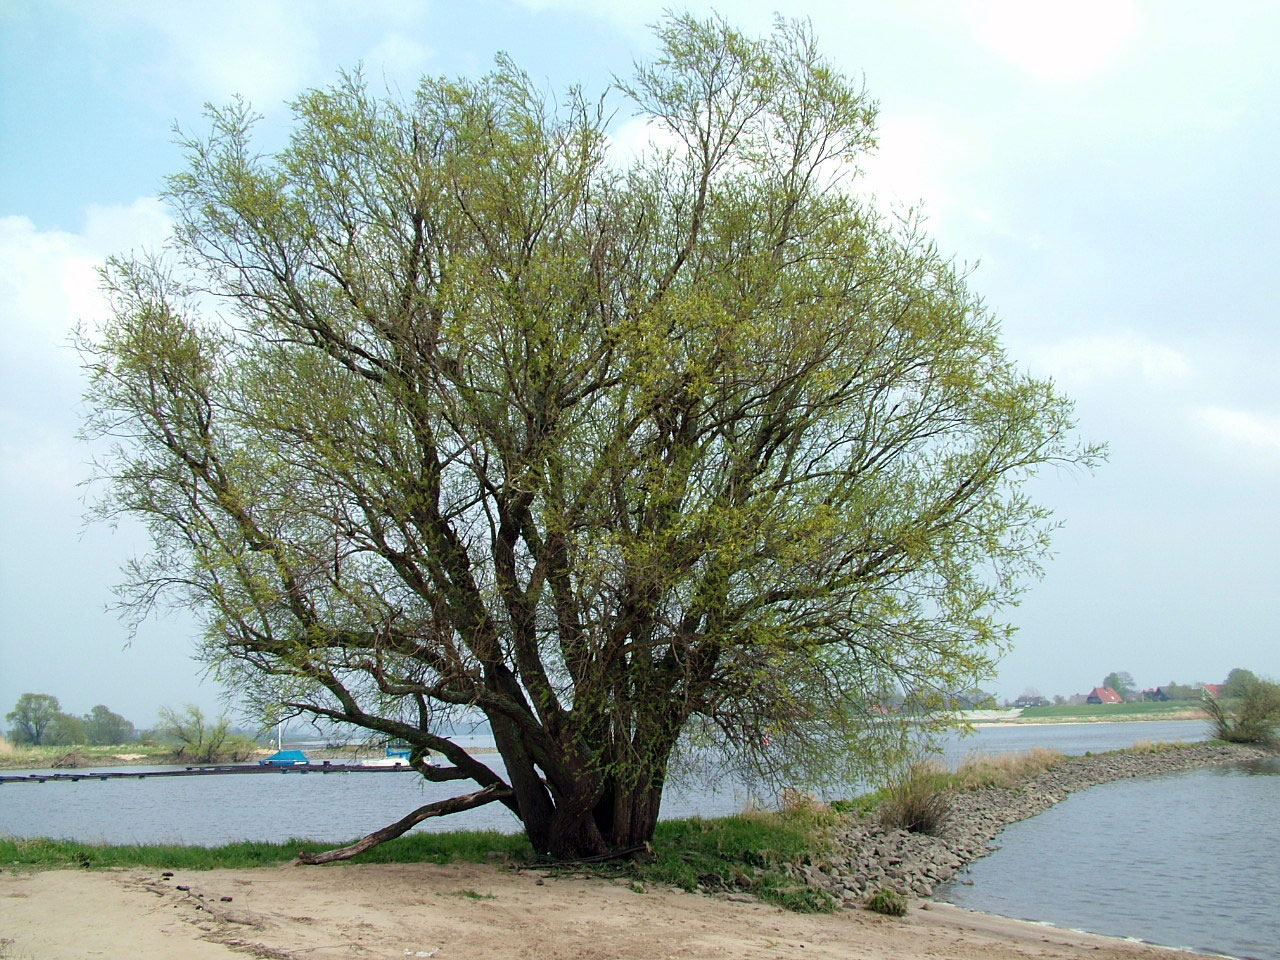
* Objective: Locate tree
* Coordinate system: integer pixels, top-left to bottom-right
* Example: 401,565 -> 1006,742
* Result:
1222,667 -> 1259,699
83,704 -> 137,745
1203,676 -> 1280,744
5,693 -> 62,745
1102,671 -> 1135,701
80,15 -> 1098,859
156,704 -> 230,762
44,712 -> 88,746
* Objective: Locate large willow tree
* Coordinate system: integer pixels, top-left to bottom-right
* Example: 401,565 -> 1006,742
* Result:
83,15 -> 1098,859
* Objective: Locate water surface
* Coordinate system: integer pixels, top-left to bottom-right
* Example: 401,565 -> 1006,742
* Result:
937,757 -> 1280,960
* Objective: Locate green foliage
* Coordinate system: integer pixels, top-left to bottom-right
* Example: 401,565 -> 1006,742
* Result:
155,704 -> 247,762
1203,678 -> 1280,744
79,13 -> 1099,858
42,712 -> 87,747
865,886 -> 907,916
876,760 -> 951,835
1222,668 -> 1259,699
83,705 -> 136,745
5,694 -> 61,745
1102,671 -> 1135,701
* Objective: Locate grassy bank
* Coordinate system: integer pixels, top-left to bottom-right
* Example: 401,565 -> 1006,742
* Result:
1011,701 -> 1206,723
0,742 -> 183,770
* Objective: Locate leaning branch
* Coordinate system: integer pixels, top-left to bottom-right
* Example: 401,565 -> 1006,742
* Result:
295,783 -> 515,865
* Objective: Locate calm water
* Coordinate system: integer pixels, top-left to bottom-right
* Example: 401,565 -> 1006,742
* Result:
937,757 -> 1280,960
0,719 -> 1208,845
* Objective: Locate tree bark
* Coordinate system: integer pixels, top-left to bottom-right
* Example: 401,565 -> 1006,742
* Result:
296,783 -> 513,865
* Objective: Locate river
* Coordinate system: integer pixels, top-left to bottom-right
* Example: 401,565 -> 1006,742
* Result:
936,755 -> 1280,960
0,719 -> 1212,846
5,719 -> 1272,957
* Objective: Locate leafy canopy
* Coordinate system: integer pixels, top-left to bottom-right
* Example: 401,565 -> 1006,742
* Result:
81,14 -> 1099,857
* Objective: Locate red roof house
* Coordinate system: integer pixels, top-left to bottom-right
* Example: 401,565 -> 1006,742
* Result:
1201,684 -> 1225,699
1086,686 -> 1124,704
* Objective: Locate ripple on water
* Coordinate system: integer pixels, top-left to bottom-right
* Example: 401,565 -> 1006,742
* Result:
937,758 -> 1280,960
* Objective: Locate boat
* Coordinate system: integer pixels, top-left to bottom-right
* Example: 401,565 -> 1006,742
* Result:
357,747 -> 414,768
258,749 -> 310,766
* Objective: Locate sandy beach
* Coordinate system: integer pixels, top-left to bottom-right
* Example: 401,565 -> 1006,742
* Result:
0,861 -> 1202,960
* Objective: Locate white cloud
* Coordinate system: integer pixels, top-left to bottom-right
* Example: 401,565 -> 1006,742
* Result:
964,0 -> 1144,83
0,198 -> 171,350
855,114 -> 959,221
0,198 -> 175,503
126,3 -> 322,107
1194,407 -> 1280,461
1022,330 -> 1191,388
604,115 -> 688,168
365,34 -> 435,90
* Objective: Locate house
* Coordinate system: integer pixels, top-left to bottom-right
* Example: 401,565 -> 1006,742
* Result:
1086,686 -> 1124,704
1201,683 -> 1225,699
1014,695 -> 1051,708
1142,687 -> 1168,701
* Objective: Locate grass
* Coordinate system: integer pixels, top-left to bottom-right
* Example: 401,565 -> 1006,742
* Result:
951,747 -> 1067,788
865,886 -> 907,916
875,760 -> 951,835
628,807 -> 841,913
0,810 -> 839,912
1015,701 -> 1204,721
0,830 -> 533,871
1113,738 -> 1195,755
0,741 -> 180,771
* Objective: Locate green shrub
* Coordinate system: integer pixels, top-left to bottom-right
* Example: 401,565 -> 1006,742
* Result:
1203,679 -> 1280,744
877,760 -> 950,835
866,886 -> 907,916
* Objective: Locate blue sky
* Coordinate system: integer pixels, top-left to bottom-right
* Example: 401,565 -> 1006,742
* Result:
2,0 -> 1278,726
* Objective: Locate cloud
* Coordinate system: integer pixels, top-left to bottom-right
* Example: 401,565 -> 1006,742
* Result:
604,115 -> 689,169
0,197 -> 171,348
963,0 -> 1144,83
855,114 -> 959,220
1021,330 -> 1191,388
1194,407 -> 1280,461
0,198 -> 174,502
123,3 -> 322,107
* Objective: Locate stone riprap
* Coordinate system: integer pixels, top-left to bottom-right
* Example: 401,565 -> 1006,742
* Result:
784,741 -> 1268,909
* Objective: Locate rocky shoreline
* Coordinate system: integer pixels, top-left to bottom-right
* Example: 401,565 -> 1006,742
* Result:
786,741 -> 1270,909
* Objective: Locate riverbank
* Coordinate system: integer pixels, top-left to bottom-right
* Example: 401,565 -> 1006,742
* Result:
2,741 -> 1267,958
782,740 -> 1269,906
0,860 -> 1227,960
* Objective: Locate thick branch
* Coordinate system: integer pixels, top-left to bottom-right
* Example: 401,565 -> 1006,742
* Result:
296,783 -> 514,864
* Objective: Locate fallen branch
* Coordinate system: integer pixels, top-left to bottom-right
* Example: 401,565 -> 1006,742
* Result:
296,783 -> 514,865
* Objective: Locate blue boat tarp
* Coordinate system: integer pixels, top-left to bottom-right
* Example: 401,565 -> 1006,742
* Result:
259,749 -> 310,766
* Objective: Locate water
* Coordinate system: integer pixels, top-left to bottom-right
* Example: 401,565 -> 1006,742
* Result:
937,757 -> 1280,960
0,719 -> 1207,845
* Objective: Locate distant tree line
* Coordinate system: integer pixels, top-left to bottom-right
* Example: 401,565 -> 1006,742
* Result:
4,693 -> 136,746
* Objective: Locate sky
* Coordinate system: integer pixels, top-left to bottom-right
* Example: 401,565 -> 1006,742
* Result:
2,0 -> 1278,728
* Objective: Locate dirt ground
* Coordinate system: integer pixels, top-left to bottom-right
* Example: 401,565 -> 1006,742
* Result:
0,862 -> 1197,960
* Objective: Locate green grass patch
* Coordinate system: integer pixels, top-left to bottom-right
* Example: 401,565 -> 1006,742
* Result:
625,808 -> 839,913
865,886 -> 907,916
1016,701 -> 1204,721
0,830 -> 533,871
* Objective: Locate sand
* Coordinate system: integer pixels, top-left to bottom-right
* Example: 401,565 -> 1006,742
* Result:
0,862 -> 1199,960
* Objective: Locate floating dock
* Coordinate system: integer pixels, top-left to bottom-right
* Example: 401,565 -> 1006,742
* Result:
0,762 -> 417,785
